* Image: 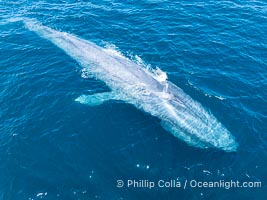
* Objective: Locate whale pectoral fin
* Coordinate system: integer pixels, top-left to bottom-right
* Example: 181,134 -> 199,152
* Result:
75,92 -> 118,106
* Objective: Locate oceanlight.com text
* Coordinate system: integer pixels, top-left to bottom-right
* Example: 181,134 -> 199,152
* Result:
116,179 -> 262,190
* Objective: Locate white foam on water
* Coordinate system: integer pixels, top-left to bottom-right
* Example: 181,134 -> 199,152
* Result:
147,67 -> 168,83
103,43 -> 126,59
81,68 -> 93,79
214,95 -> 225,100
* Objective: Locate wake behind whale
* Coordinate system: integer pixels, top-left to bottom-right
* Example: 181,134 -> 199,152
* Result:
23,19 -> 238,152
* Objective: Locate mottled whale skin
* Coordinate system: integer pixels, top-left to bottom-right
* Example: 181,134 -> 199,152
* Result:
24,19 -> 238,152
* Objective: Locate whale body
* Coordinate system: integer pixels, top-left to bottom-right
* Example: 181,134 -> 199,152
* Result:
24,19 -> 238,152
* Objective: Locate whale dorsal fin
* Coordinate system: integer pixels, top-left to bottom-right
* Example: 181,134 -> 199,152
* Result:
75,91 -> 119,106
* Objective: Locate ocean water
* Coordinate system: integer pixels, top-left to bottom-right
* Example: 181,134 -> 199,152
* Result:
0,0 -> 266,199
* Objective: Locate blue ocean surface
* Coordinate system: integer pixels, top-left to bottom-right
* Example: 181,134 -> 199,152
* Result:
0,0 -> 266,199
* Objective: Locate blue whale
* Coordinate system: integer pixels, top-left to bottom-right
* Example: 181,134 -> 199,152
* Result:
24,19 -> 238,152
